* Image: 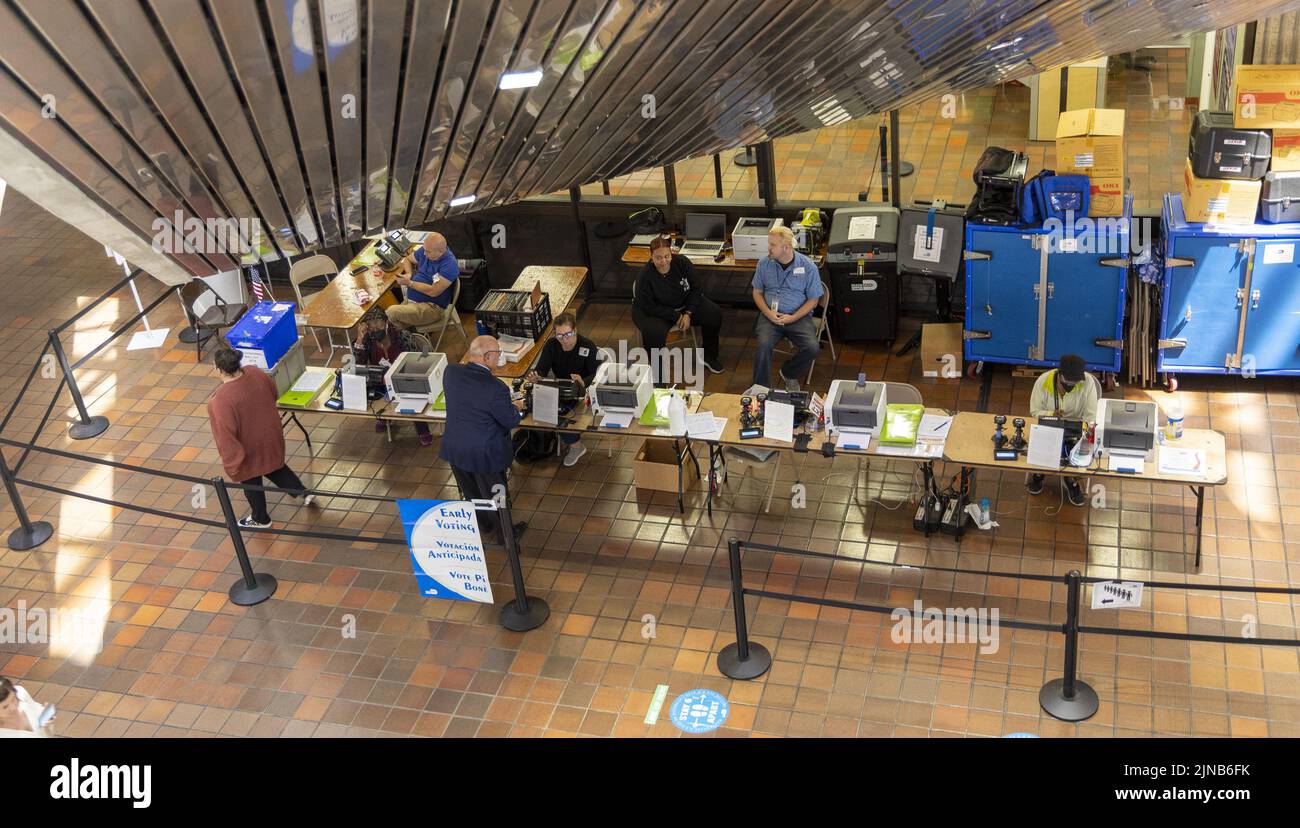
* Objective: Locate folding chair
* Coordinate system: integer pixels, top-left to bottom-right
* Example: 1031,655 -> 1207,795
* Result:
289,255 -> 342,357
178,280 -> 246,363
414,279 -> 470,353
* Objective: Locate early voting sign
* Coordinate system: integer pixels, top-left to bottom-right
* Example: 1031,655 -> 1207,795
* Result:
396,499 -> 493,603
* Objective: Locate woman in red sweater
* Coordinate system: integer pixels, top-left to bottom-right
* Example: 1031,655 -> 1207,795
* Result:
207,347 -> 314,528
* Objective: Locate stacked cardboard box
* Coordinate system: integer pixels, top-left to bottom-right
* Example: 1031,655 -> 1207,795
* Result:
1055,108 -> 1125,217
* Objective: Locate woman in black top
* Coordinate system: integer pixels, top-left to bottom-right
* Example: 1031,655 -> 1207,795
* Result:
632,237 -> 724,378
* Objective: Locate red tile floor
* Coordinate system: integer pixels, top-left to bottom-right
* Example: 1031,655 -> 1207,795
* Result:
2,67 -> 1299,736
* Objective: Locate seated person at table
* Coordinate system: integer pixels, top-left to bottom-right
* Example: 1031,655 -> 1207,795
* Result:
527,312 -> 599,467
374,232 -> 458,331
353,307 -> 433,447
751,225 -> 823,392
1027,353 -> 1101,507
632,237 -> 724,380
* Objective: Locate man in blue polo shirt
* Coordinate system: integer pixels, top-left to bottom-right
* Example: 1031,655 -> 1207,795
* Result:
375,232 -> 459,330
751,225 -> 823,391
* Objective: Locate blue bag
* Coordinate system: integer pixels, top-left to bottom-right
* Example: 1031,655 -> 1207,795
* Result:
1019,170 -> 1091,225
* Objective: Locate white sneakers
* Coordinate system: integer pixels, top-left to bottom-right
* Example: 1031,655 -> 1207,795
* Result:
779,370 -> 801,392
303,494 -> 316,507
563,441 -> 587,467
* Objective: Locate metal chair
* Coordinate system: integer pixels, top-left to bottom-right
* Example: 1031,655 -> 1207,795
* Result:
775,278 -> 835,384
414,278 -> 469,353
178,279 -> 246,363
289,255 -> 341,356
843,381 -> 925,508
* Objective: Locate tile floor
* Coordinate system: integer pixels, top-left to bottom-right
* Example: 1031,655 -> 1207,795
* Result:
1,50 -> 1299,737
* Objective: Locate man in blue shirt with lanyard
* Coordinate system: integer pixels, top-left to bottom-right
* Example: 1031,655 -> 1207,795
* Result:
750,225 -> 823,391
374,232 -> 459,331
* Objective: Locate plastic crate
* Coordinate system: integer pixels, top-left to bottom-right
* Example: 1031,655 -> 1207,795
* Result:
474,290 -> 552,340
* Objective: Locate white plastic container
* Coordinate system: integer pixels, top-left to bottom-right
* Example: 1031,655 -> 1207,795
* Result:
667,393 -> 687,436
1164,398 -> 1184,440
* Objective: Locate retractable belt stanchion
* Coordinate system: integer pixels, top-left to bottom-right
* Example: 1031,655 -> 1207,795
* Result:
212,478 -> 278,606
490,498 -> 549,631
48,331 -> 109,440
1039,570 -> 1099,721
717,537 -> 771,679
0,451 -> 53,550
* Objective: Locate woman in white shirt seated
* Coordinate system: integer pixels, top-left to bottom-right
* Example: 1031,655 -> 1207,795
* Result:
0,676 -> 48,737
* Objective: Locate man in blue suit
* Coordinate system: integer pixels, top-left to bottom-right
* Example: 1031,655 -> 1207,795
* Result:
439,335 -> 528,541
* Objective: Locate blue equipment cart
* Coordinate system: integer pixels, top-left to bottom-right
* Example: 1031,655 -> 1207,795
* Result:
1158,193 -> 1300,386
963,207 -> 1130,380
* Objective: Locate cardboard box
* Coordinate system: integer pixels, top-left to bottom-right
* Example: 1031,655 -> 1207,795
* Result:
1181,158 -> 1261,224
1055,108 -> 1125,178
920,323 -> 963,381
1087,176 -> 1125,217
1272,128 -> 1300,171
634,439 -> 690,493
1233,64 -> 1300,129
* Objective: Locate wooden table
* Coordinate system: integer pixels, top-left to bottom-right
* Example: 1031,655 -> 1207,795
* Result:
301,240 -> 408,330
467,265 -> 589,379
691,393 -> 948,517
943,412 -> 1227,566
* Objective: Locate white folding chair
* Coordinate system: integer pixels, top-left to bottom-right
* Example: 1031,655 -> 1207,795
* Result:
414,279 -> 470,353
774,278 -> 835,384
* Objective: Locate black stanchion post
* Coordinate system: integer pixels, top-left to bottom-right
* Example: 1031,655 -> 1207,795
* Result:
211,478 -> 277,606
0,451 -> 52,550
733,145 -> 758,167
717,537 -> 771,679
48,331 -> 109,440
496,498 -> 549,631
1039,569 -> 1098,721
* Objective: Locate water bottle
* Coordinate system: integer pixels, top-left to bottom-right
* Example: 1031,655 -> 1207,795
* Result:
980,497 -> 990,525
1164,397 -> 1183,440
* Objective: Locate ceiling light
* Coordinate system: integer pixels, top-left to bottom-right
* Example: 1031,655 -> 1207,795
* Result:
449,194 -> 476,207
499,70 -> 543,89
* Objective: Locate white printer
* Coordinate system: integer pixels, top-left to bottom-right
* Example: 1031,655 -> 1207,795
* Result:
589,362 -> 654,417
825,377 -> 887,438
731,217 -> 784,260
1096,399 -> 1158,461
385,351 -> 446,414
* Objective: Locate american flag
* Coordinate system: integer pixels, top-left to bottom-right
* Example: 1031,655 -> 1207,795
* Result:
247,266 -> 267,301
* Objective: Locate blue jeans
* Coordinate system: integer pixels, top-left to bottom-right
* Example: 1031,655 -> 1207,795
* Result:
752,315 -> 819,387
561,433 -> 579,446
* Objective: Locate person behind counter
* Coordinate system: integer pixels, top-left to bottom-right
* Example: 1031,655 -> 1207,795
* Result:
440,335 -> 528,542
353,307 -> 433,447
527,312 -> 599,467
375,232 -> 459,331
750,225 -> 823,392
1027,353 -> 1101,507
632,236 -> 724,381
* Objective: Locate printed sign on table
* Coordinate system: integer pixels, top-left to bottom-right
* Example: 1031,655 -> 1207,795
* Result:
396,499 -> 493,603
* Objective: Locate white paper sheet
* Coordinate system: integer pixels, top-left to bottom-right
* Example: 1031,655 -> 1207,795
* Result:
763,401 -> 794,443
126,328 -> 170,351
685,412 -> 721,439
835,430 -> 870,451
341,373 -> 367,411
291,367 -> 333,393
911,225 -> 944,263
1158,447 -> 1206,476
600,411 -> 634,429
1107,454 -> 1144,473
1026,423 -> 1064,468
533,383 -> 559,425
918,414 -> 953,440
847,215 -> 878,240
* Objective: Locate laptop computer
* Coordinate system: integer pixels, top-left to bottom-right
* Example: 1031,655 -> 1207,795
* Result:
677,212 -> 726,261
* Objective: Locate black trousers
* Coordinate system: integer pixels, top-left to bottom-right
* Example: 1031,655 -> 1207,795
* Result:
450,466 -> 509,536
632,296 -> 722,371
240,466 -> 306,523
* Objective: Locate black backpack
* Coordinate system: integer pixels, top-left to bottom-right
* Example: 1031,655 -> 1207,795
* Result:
965,146 -> 1028,226
512,429 -> 556,463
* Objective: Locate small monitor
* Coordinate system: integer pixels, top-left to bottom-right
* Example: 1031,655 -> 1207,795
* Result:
685,212 -> 727,241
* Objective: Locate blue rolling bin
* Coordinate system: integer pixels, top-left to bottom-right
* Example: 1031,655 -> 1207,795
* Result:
963,209 -> 1129,378
1158,194 -> 1300,383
